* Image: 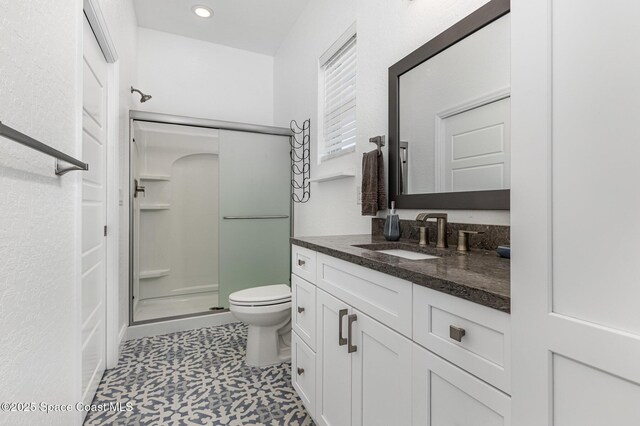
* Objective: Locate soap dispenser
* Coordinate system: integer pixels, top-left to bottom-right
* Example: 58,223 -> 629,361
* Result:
383,201 -> 401,241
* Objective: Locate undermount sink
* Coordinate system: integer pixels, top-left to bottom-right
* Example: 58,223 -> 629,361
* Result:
352,243 -> 444,260
374,249 -> 439,261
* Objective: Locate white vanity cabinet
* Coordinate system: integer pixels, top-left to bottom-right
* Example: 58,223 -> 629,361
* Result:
314,288 -> 413,426
291,244 -> 511,426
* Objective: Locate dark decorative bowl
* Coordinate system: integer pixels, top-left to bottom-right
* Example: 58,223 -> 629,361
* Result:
497,245 -> 511,259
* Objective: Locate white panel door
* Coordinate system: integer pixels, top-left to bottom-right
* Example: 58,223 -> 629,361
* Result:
350,308 -> 412,426
441,97 -> 510,192
316,289 -> 352,426
81,17 -> 108,407
511,1 -> 640,424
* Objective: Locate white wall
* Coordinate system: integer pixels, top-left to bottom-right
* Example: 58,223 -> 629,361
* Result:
137,28 -> 275,126
0,1 -> 137,422
0,1 -> 82,424
275,0 -> 510,237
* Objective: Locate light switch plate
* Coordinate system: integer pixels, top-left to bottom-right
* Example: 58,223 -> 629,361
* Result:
356,185 -> 362,205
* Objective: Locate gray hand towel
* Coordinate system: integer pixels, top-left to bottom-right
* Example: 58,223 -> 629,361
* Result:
361,150 -> 387,216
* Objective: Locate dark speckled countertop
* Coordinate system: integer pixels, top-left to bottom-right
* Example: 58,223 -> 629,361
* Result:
291,234 -> 510,313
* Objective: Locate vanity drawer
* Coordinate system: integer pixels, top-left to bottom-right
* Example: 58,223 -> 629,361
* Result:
292,245 -> 316,283
292,331 -> 316,418
413,285 -> 511,394
316,253 -> 412,337
292,274 -> 316,350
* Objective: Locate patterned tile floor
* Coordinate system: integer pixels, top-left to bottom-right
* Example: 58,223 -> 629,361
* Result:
84,322 -> 314,426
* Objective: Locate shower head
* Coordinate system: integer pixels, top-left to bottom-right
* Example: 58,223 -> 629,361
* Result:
131,86 -> 152,103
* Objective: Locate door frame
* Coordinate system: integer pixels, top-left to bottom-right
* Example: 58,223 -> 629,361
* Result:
83,0 -> 121,369
127,111 -> 293,326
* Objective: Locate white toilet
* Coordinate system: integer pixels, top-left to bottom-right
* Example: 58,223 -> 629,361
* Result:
229,284 -> 292,367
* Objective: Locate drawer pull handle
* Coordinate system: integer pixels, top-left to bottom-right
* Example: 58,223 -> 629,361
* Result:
297,306 -> 305,313
297,259 -> 306,267
297,367 -> 305,375
348,314 -> 358,353
449,325 -> 466,342
338,309 -> 348,346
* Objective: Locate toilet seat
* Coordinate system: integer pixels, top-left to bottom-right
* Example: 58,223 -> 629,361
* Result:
229,284 -> 291,307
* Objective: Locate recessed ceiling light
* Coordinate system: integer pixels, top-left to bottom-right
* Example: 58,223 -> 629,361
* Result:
192,5 -> 213,18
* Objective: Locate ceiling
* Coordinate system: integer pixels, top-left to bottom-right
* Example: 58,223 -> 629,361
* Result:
132,0 -> 310,56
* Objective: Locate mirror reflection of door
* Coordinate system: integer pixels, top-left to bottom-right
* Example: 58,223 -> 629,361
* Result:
438,97 -> 510,192
398,13 -> 510,196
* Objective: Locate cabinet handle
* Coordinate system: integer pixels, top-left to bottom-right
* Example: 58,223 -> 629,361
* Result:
297,367 -> 305,375
297,306 -> 305,313
347,314 -> 358,353
297,259 -> 306,267
338,309 -> 348,346
449,325 -> 466,342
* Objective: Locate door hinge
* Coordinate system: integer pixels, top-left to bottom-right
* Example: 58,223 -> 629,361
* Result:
104,225 -> 108,237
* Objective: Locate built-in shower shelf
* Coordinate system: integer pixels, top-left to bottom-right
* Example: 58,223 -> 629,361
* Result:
140,204 -> 171,211
139,269 -> 171,279
139,174 -> 171,181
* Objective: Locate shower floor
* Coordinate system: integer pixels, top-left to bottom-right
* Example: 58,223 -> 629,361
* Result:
134,291 -> 220,322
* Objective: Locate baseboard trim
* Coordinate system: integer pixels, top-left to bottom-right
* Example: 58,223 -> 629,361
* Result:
118,322 -> 128,344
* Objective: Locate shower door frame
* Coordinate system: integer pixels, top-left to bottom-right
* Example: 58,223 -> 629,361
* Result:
128,111 -> 294,326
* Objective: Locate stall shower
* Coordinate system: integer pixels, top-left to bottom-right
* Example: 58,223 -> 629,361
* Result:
130,115 -> 291,324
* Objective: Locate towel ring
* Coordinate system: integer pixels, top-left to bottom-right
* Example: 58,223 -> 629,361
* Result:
368,135 -> 385,154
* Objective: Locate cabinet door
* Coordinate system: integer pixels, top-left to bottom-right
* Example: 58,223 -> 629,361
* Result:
316,289 -> 352,426
412,344 -> 510,426
512,1 -> 640,424
350,309 -> 412,426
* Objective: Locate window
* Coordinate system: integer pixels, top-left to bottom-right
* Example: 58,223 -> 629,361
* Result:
319,28 -> 357,161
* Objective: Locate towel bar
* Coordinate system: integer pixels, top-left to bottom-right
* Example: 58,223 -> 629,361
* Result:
0,121 -> 89,176
223,215 -> 290,220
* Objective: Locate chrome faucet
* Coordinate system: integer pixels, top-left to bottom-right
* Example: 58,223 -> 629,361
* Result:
416,213 -> 448,248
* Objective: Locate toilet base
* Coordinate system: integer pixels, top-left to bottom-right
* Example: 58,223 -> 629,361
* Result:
245,320 -> 291,367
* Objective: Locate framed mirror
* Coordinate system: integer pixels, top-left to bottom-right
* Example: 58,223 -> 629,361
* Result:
388,0 -> 510,210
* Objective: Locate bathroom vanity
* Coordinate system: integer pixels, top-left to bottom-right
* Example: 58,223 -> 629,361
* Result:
290,236 -> 511,425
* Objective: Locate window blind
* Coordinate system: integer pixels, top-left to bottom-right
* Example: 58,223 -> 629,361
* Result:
322,35 -> 357,160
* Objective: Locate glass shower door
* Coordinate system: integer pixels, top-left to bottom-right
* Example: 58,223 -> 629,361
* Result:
131,121 -> 221,323
218,130 -> 292,308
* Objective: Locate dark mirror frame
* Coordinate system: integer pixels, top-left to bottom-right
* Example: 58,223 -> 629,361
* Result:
388,0 -> 510,210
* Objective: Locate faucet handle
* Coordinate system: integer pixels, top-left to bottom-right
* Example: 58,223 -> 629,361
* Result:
457,230 -> 485,252
425,213 -> 448,220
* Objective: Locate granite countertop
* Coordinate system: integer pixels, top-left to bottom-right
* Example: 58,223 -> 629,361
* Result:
291,234 -> 510,313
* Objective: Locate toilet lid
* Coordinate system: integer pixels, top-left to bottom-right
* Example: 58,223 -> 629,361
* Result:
229,284 -> 291,306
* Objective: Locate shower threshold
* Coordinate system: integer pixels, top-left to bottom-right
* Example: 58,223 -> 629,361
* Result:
135,291 -> 220,322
